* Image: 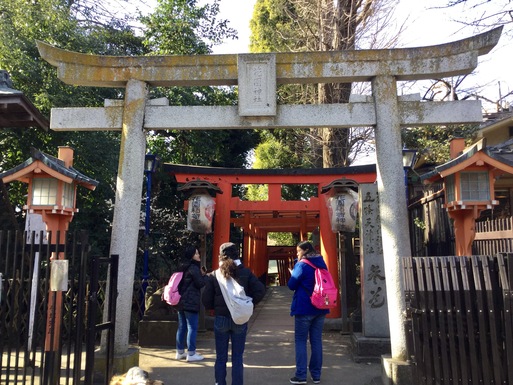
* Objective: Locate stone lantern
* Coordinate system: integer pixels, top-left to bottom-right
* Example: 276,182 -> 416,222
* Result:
321,178 -> 359,233
0,147 -> 98,238
178,179 -> 223,234
422,138 -> 513,256
0,146 -> 98,355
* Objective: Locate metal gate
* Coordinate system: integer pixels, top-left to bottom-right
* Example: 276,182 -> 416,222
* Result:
0,230 -> 118,385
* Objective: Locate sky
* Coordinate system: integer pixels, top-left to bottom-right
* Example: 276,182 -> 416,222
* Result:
206,0 -> 512,111
133,0 -> 512,107
206,0 -> 257,54
133,0 -> 512,109
194,0 -> 512,166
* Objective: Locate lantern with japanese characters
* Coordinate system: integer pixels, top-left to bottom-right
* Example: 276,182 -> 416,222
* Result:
178,180 -> 223,234
187,191 -> 216,233
322,179 -> 359,233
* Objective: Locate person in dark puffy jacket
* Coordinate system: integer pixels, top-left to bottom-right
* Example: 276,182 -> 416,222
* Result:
287,241 -> 329,385
202,242 -> 266,385
175,245 -> 206,362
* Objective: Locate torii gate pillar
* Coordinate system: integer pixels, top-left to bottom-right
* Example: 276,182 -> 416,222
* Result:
102,79 -> 148,355
373,76 -> 412,381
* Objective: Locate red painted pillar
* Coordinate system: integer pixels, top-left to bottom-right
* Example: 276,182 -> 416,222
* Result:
318,190 -> 341,318
256,228 -> 267,279
212,181 -> 232,270
300,212 -> 308,241
40,213 -> 72,351
262,230 -> 270,284
243,212 -> 251,267
449,207 -> 481,256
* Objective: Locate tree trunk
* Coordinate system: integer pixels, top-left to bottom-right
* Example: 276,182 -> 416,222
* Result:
318,0 -> 363,167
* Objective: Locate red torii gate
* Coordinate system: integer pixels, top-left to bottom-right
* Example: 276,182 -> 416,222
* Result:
165,163 -> 377,318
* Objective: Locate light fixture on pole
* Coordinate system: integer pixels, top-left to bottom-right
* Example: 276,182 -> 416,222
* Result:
0,146 -> 97,383
420,138 -> 505,256
402,148 -> 418,201
142,153 -> 159,312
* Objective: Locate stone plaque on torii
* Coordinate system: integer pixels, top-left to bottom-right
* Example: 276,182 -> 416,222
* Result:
37,26 -> 502,384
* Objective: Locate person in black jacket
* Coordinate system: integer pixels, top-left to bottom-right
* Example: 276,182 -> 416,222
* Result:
175,245 -> 206,362
202,242 -> 266,385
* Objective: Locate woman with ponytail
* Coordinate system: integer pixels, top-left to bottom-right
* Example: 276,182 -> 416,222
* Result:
202,242 -> 266,385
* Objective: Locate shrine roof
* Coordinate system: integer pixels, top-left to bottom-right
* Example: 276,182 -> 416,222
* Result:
421,139 -> 513,182
0,147 -> 98,189
0,72 -> 49,130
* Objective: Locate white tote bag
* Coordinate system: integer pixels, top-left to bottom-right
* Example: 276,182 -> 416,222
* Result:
215,271 -> 254,325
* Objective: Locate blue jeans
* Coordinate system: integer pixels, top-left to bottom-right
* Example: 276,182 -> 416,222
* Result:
214,315 -> 248,385
176,310 -> 199,353
294,314 -> 326,380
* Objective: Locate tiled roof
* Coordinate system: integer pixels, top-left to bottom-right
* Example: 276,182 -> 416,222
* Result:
0,147 -> 98,188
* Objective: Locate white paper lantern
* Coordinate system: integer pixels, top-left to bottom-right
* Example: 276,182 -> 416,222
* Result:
326,188 -> 358,233
187,193 -> 216,234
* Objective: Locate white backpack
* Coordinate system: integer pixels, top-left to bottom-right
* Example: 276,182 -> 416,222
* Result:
214,271 -> 254,325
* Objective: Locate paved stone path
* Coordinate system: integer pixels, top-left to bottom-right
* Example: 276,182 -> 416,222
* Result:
138,286 -> 381,385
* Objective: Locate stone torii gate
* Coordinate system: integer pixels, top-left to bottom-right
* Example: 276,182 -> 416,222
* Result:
37,26 -> 501,384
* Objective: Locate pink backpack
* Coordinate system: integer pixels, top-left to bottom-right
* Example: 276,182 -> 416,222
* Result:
301,259 -> 338,310
162,272 -> 183,306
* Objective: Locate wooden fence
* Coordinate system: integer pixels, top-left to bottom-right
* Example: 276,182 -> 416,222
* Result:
403,255 -> 513,385
474,217 -> 513,255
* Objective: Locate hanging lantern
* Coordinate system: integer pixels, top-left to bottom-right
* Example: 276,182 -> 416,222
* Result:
187,192 -> 216,234
178,180 -> 223,234
322,179 -> 359,233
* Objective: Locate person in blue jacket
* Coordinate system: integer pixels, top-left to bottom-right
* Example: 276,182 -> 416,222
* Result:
287,241 -> 329,385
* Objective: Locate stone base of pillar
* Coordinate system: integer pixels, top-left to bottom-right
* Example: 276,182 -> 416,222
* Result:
323,317 -> 343,331
381,355 -> 413,385
138,320 -> 178,347
350,332 -> 390,363
93,347 -> 139,382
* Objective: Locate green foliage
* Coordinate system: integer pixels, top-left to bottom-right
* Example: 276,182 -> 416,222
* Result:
0,0 -> 262,279
248,131 -> 317,245
268,232 -> 298,246
149,128 -> 260,168
141,0 -> 237,55
257,129 -> 315,166
250,0 -> 309,53
248,129 -> 318,223
253,134 -> 297,169
413,217 -> 426,230
0,0 -> 148,254
402,124 -> 480,164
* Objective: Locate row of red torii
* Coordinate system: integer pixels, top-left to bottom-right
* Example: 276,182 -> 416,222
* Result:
170,162 -> 374,296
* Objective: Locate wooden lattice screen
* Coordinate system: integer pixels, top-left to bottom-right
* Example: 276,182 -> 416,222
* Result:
403,255 -> 513,385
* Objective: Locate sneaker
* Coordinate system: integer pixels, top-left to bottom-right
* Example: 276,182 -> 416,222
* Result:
311,378 -> 321,384
175,352 -> 187,360
289,377 -> 307,384
186,353 -> 204,362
